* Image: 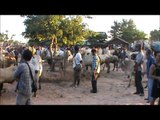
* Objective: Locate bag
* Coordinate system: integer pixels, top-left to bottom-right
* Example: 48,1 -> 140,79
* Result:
74,64 -> 82,71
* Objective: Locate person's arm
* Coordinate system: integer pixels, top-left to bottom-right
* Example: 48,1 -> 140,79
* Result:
77,53 -> 83,64
14,64 -> 23,80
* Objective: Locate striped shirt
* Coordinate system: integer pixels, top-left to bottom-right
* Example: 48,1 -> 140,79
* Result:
146,55 -> 155,78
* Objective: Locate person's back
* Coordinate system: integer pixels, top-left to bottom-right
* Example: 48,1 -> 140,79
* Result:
151,63 -> 160,99
15,62 -> 34,96
14,49 -> 35,105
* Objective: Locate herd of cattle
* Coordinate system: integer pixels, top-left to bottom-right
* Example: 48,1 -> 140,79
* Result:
0,46 -> 147,96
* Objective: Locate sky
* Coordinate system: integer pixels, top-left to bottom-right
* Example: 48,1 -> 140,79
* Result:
0,15 -> 26,42
0,15 -> 160,43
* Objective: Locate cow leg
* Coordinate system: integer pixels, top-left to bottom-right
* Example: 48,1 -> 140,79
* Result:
107,64 -> 110,73
51,62 -> 55,71
104,62 -> 109,73
0,83 -> 3,96
0,83 -> 5,96
103,64 -> 105,71
144,83 -> 148,88
127,75 -> 131,87
86,65 -> 88,71
33,92 -> 37,97
115,62 -> 118,71
60,62 -> 63,70
39,77 -> 41,90
112,62 -> 115,71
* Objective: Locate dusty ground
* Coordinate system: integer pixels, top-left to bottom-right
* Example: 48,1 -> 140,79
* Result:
0,62 -> 156,105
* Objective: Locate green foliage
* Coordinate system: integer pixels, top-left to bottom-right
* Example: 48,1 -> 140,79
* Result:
22,15 -> 91,46
150,29 -> 160,41
28,39 -> 40,46
0,33 -> 8,41
22,15 -> 65,40
110,19 -> 147,43
88,32 -> 107,40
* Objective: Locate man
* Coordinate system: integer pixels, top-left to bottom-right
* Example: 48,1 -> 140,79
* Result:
72,45 -> 83,88
133,44 -> 144,96
149,51 -> 160,105
14,49 -> 35,105
142,49 -> 155,103
90,48 -> 101,93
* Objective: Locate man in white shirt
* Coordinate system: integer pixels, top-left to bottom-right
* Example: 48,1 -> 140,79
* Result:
72,45 -> 83,88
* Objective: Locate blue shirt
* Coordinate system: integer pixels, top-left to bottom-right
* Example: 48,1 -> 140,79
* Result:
146,55 -> 155,78
91,54 -> 100,74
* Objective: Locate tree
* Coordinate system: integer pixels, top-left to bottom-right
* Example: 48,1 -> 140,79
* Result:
0,32 -> 11,42
0,33 -> 6,42
150,29 -> 160,41
110,19 -> 147,43
22,15 -> 90,46
110,20 -> 121,38
22,15 -> 65,40
87,31 -> 108,44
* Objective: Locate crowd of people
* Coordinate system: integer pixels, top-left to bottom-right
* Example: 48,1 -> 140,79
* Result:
133,44 -> 160,105
1,42 -> 160,105
70,44 -> 160,105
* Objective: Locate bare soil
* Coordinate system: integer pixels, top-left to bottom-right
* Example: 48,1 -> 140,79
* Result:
0,62 -> 155,105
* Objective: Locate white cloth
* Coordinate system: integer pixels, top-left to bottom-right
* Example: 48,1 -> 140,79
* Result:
59,49 -> 64,56
73,52 -> 82,68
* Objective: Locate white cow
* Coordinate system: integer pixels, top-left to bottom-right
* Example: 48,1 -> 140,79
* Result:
0,65 -> 17,96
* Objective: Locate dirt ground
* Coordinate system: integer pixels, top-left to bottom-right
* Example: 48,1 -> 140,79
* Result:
0,62 -> 156,105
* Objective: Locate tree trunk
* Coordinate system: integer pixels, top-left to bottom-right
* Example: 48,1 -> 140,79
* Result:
50,34 -> 57,71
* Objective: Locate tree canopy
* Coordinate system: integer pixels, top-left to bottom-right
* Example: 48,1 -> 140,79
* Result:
109,19 -> 147,43
22,15 -> 92,46
150,29 -> 160,41
0,32 -> 9,42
